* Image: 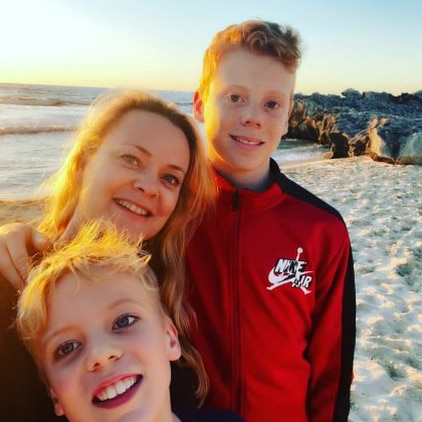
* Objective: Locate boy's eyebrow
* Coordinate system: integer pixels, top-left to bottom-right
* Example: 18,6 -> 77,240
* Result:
220,83 -> 290,99
42,298 -> 146,348
42,325 -> 78,350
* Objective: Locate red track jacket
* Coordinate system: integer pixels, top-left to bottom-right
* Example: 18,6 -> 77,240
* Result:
186,159 -> 355,421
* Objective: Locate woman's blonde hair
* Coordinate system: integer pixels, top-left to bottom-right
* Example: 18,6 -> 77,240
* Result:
36,89 -> 214,401
17,221 -> 209,400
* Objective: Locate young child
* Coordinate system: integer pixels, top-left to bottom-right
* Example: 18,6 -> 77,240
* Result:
186,20 -> 356,421
16,221 -> 243,422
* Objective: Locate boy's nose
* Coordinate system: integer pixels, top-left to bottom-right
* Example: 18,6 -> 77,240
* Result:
86,341 -> 123,371
240,102 -> 262,129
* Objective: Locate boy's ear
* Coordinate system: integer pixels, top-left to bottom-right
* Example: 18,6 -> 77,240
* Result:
282,97 -> 294,136
49,387 -> 65,416
193,91 -> 205,123
165,317 -> 181,361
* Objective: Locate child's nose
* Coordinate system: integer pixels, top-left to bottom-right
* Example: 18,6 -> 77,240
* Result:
240,102 -> 262,129
86,339 -> 123,371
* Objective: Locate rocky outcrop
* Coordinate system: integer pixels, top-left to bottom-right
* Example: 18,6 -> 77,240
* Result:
286,89 -> 422,164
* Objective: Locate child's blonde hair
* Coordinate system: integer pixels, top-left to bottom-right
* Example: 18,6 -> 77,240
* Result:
198,19 -> 302,100
17,221 -> 208,401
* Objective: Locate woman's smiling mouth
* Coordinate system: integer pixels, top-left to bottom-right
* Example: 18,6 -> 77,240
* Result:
115,199 -> 151,216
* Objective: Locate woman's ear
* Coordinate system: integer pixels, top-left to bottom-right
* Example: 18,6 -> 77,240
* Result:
165,318 -> 181,361
49,387 -> 65,416
193,91 -> 205,123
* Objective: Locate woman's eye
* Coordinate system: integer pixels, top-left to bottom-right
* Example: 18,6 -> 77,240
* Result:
113,314 -> 138,330
162,174 -> 181,186
121,154 -> 139,166
265,100 -> 280,110
54,341 -> 80,360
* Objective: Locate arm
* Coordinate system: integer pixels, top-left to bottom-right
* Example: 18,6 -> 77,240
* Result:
0,223 -> 58,419
0,223 -> 50,290
308,236 -> 356,422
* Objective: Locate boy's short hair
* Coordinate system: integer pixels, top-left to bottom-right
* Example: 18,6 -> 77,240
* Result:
16,221 -> 158,365
198,19 -> 302,99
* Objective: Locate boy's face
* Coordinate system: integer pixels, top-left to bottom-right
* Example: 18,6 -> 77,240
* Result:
194,48 -> 295,190
40,269 -> 180,422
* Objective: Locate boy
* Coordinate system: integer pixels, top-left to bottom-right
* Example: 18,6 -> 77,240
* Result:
16,221 -> 243,422
186,20 -> 356,421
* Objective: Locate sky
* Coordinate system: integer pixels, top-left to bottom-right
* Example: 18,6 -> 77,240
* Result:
1,0 -> 421,95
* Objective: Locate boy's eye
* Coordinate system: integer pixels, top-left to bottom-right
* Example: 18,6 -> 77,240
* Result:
228,94 -> 241,103
54,341 -> 80,360
265,100 -> 280,110
121,154 -> 139,165
162,173 -> 182,186
113,314 -> 139,330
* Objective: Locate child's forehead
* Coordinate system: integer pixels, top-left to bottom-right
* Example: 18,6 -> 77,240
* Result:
211,50 -> 294,95
218,48 -> 287,70
54,267 -> 156,301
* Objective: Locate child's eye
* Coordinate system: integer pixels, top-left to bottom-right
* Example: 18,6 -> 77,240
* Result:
121,154 -> 139,166
265,100 -> 280,110
162,174 -> 182,186
227,94 -> 242,103
113,314 -> 139,330
54,341 -> 80,360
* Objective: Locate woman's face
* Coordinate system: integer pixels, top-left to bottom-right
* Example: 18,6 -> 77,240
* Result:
66,110 -> 190,240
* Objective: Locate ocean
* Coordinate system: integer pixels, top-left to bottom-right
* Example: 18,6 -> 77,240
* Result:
0,82 -> 327,200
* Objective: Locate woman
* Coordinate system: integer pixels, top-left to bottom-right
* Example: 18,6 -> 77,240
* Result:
0,89 -> 215,420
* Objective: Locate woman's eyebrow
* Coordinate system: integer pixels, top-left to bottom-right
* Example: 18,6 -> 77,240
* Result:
131,145 -> 187,174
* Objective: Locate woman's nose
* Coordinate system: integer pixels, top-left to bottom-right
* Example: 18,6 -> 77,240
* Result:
133,171 -> 159,196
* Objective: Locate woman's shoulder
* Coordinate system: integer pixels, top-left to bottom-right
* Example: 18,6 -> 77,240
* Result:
173,406 -> 244,422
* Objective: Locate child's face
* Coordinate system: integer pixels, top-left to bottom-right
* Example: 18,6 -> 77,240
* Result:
67,110 -> 190,241
194,49 -> 295,189
40,269 -> 180,422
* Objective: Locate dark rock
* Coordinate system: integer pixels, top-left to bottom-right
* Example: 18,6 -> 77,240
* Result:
328,132 -> 351,158
287,89 -> 422,165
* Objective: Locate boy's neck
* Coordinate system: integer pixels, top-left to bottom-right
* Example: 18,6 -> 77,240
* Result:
213,163 -> 271,191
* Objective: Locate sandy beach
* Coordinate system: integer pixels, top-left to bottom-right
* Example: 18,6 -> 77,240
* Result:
0,198 -> 43,225
282,157 -> 422,422
1,156 -> 421,421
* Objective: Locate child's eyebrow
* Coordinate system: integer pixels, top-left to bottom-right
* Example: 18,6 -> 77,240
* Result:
43,325 -> 77,349
42,298 -> 144,347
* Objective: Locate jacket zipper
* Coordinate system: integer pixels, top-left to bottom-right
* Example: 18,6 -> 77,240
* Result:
231,189 -> 242,412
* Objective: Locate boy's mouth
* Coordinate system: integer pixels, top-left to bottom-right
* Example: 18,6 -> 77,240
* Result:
231,135 -> 263,146
92,374 -> 142,408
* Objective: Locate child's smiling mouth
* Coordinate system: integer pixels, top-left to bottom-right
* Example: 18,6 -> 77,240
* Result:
230,135 -> 263,146
92,374 -> 142,408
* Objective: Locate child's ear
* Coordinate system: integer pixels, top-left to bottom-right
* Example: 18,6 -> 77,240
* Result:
165,317 -> 181,361
282,97 -> 294,136
49,388 -> 65,416
193,91 -> 205,123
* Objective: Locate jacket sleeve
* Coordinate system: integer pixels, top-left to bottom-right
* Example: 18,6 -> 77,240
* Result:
307,236 -> 356,421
